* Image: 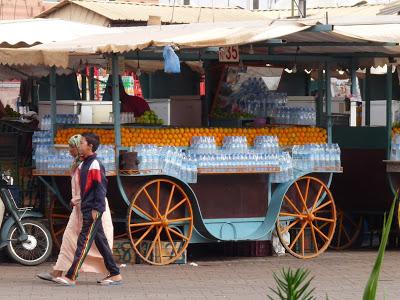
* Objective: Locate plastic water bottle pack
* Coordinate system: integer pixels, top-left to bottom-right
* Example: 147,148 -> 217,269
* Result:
222,136 -> 248,153
271,152 -> 294,183
254,136 -> 280,154
391,134 -> 400,160
292,143 -> 341,171
40,114 -> 79,131
189,136 -> 217,154
97,145 -> 116,172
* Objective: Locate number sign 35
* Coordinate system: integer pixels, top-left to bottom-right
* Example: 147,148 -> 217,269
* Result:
218,46 -> 240,62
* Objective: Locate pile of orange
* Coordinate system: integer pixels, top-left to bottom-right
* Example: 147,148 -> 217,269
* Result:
55,127 -> 327,147
54,128 -> 115,145
393,127 -> 400,136
121,127 -> 326,147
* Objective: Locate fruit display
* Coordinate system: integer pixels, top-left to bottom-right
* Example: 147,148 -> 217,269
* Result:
393,126 -> 400,136
54,128 -> 115,145
3,105 -> 21,118
135,110 -> 164,125
211,107 -> 254,119
121,127 -> 327,147
55,126 -> 327,147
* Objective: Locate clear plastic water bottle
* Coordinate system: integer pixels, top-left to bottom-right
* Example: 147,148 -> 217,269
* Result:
334,144 -> 341,170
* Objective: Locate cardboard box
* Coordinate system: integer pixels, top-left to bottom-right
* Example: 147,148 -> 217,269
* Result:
112,239 -> 136,264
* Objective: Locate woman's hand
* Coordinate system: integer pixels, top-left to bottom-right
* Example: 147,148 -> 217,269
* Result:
92,209 -> 99,220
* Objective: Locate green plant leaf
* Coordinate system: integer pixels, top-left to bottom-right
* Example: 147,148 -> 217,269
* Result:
362,192 -> 398,300
268,268 -> 316,300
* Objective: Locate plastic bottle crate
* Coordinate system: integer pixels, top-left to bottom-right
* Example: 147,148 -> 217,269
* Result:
223,241 -> 272,257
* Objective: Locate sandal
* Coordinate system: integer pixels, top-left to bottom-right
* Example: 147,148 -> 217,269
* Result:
97,275 -> 122,286
54,277 -> 76,287
37,272 -> 55,282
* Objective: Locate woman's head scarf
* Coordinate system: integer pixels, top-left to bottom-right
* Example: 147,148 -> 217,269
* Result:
68,134 -> 82,171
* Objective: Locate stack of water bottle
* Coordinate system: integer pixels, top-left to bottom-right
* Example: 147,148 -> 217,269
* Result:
253,136 -> 293,183
221,136 -> 249,153
292,144 -> 341,171
189,136 -> 217,154
32,131 -> 52,170
264,92 -> 288,119
192,136 -> 283,174
270,152 -> 294,183
253,136 -> 280,154
231,77 -> 288,118
391,134 -> 400,160
96,145 -> 117,173
163,148 -> 198,183
32,131 -> 52,146
134,145 -> 197,183
35,147 -> 71,175
121,112 -> 135,124
35,144 -> 116,174
40,114 -> 79,130
272,107 -> 316,126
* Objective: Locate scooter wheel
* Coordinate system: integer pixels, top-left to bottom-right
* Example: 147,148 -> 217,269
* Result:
6,219 -> 53,266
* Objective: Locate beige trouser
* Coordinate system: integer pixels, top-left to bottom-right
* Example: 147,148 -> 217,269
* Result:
0,199 -> 4,229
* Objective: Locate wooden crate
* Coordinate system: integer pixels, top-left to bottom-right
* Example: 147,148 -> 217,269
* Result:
139,240 -> 187,264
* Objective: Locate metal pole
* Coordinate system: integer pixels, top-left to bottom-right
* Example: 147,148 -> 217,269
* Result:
89,67 -> 95,100
325,62 -> 332,143
112,54 -> 121,149
317,68 -> 324,127
203,60 -> 211,127
81,71 -> 87,101
350,60 -> 357,96
365,67 -> 371,126
148,73 -> 153,99
49,66 -> 57,140
386,63 -> 393,159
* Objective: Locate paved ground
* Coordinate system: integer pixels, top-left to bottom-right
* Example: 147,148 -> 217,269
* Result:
0,250 -> 399,299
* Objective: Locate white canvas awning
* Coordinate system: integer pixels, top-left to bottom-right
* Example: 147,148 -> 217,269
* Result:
1,17 -> 400,75
0,19 -> 311,68
272,16 -> 400,57
0,18 -> 125,48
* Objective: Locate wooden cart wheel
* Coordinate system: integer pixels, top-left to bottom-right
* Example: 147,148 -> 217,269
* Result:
48,198 -> 71,250
127,179 -> 193,265
276,176 -> 337,259
329,209 -> 363,250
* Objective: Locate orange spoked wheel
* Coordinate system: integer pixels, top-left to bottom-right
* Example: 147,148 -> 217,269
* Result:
127,179 -> 193,265
48,198 -> 71,250
276,176 -> 337,259
329,209 -> 363,250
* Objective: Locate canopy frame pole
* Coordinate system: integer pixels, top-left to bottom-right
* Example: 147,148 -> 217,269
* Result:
148,74 -> 153,99
365,67 -> 371,126
386,62 -> 393,159
81,69 -> 87,101
89,66 -> 95,100
325,61 -> 332,144
49,66 -> 57,140
350,59 -> 357,96
316,68 -> 324,127
112,54 -> 121,149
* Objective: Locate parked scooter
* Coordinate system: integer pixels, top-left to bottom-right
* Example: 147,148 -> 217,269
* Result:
0,171 -> 52,265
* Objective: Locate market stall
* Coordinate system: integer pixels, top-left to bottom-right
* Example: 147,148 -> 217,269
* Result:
1,17 -> 400,263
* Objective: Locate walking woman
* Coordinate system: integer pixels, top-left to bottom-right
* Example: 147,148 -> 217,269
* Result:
37,134 -> 114,281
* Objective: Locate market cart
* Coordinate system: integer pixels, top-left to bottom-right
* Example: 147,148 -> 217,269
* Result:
24,42 -> 348,265
35,147 -> 340,265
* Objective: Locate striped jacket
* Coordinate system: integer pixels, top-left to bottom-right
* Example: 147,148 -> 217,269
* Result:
79,153 -> 107,214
